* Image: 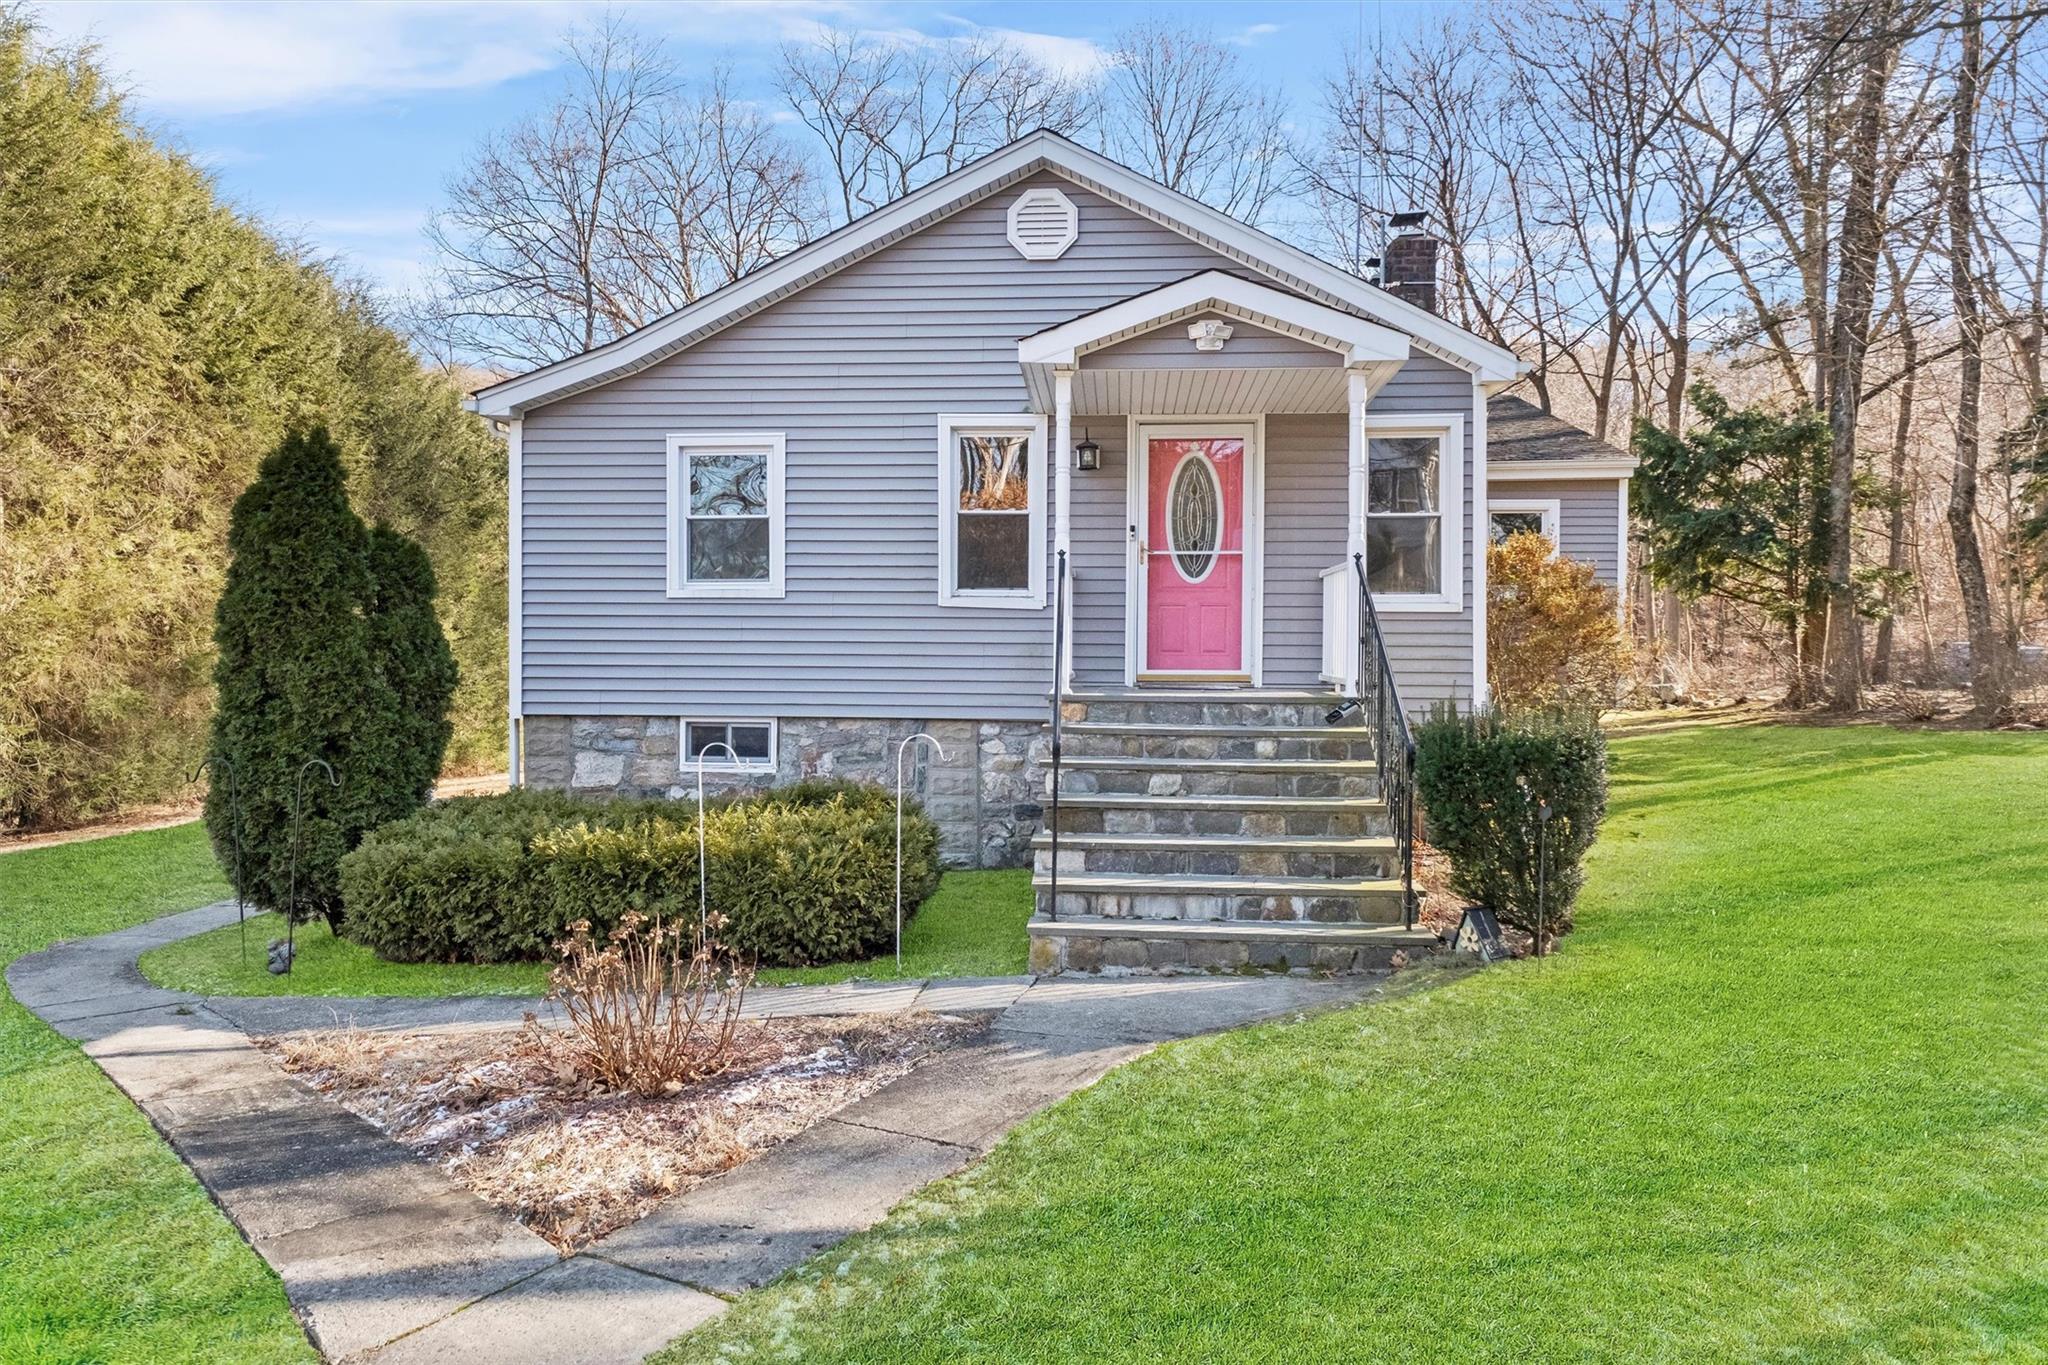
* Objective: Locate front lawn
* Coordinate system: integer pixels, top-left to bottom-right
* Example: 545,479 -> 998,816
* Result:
657,723 -> 2048,1363
137,866 -> 1032,996
0,824 -> 312,1362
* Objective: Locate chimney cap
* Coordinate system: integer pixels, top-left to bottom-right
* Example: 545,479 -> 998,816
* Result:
1388,210 -> 1428,231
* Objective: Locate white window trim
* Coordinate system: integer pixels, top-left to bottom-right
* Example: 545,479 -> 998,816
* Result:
1361,412 -> 1464,613
1488,497 -> 1562,552
666,432 -> 786,600
679,718 -> 778,773
936,413 -> 1049,610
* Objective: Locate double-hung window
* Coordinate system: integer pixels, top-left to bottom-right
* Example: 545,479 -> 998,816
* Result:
937,414 -> 1047,608
667,433 -> 785,599
1362,414 -> 1463,610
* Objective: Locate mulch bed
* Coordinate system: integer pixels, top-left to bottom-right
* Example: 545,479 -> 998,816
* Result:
260,1011 -> 986,1251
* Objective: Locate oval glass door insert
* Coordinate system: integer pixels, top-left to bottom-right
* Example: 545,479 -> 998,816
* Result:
1168,454 -> 1222,581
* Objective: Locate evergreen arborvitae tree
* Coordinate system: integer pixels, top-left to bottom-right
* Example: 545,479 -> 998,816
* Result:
366,523 -> 459,805
207,426 -> 419,929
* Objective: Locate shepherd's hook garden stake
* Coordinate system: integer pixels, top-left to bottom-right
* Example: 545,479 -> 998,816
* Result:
694,742 -> 740,933
286,759 -> 340,975
189,756 -> 245,963
895,734 -> 946,970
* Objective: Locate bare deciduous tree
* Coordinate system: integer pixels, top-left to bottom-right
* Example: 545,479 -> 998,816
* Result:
1105,19 -> 1292,224
778,29 -> 1096,221
418,18 -> 816,370
1946,0 -> 2014,715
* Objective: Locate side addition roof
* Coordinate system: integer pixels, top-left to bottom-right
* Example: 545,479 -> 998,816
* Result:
467,130 -> 1523,420
1485,395 -> 1639,478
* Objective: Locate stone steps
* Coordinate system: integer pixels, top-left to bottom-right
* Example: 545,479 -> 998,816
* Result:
1060,755 -> 1378,774
1027,914 -> 1439,975
1057,754 -> 1377,801
1059,689 -> 1344,728
1032,830 -> 1398,881
1053,791 -> 1389,839
1060,720 -> 1374,763
1032,871 -> 1407,924
1038,687 -> 1422,973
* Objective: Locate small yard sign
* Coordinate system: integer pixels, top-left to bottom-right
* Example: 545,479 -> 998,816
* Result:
1452,908 -> 1506,963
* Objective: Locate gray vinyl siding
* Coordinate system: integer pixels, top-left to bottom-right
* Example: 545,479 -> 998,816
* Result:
1491,478 -> 1625,585
1070,423 -> 1130,689
519,171 -> 1482,720
1261,415 -> 1346,686
520,173 -> 1250,722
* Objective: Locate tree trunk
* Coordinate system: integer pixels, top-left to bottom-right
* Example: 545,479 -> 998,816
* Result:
1820,3 -> 1899,710
1871,349 -> 1915,684
1945,0 -> 2010,718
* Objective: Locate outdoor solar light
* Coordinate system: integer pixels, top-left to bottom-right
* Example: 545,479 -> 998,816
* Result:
1453,907 -> 1506,962
1073,430 -> 1101,471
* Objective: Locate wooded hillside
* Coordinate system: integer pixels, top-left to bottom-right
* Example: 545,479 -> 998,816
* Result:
0,16 -> 505,831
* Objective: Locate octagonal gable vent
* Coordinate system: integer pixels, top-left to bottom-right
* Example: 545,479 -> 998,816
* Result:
1007,187 -> 1079,261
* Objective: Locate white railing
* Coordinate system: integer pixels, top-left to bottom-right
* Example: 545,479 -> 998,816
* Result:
1319,562 -> 1359,695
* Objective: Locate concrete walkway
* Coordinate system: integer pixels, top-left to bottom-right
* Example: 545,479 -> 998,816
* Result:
10,902 -> 1384,1363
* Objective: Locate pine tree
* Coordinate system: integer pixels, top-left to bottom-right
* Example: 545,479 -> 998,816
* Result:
207,427 -> 416,929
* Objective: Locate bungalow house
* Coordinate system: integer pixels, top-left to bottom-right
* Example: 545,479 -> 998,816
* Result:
468,131 -> 1635,973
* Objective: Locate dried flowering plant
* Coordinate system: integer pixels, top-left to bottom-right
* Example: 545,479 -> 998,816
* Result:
547,910 -> 752,1095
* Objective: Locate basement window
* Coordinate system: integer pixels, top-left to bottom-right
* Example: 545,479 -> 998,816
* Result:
683,720 -> 776,771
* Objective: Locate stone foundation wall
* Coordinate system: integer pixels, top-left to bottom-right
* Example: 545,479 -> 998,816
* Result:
520,715 -> 1047,868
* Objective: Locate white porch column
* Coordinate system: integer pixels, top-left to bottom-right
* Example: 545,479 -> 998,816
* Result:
1053,368 -> 1074,557
1346,367 -> 1368,566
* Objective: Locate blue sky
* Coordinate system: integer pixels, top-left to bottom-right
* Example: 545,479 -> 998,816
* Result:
35,1 -> 1455,298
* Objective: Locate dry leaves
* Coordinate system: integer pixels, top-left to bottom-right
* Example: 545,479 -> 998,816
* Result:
262,1011 -> 984,1251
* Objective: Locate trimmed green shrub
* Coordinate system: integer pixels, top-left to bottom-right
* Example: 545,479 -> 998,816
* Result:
206,427 -> 456,930
337,782 -> 939,967
1414,705 -> 1608,950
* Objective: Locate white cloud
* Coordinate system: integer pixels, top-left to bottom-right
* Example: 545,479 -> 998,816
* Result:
37,1 -> 573,116
1228,22 -> 1282,47
980,26 -> 1109,78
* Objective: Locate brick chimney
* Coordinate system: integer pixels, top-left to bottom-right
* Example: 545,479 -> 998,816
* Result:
1382,212 -> 1439,315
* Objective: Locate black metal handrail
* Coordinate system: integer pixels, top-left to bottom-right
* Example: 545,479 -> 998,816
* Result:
1046,549 -> 1068,923
1352,552 -> 1418,928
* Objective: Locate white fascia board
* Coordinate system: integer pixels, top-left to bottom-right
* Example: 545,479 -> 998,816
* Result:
1016,271 -> 1411,368
470,131 -> 1521,418
1487,458 -> 1639,480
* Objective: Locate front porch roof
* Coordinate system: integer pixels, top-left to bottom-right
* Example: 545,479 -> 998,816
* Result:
1018,271 -> 1411,415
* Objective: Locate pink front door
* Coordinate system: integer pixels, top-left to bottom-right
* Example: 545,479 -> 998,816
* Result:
1144,435 -> 1246,675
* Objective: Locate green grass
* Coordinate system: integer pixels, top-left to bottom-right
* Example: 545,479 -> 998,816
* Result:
0,823 -> 312,1363
756,867 -> 1031,985
655,723 -> 2048,1364
137,867 -> 1032,996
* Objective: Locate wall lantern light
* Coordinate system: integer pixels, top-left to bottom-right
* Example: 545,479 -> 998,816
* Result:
1073,429 -> 1101,471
